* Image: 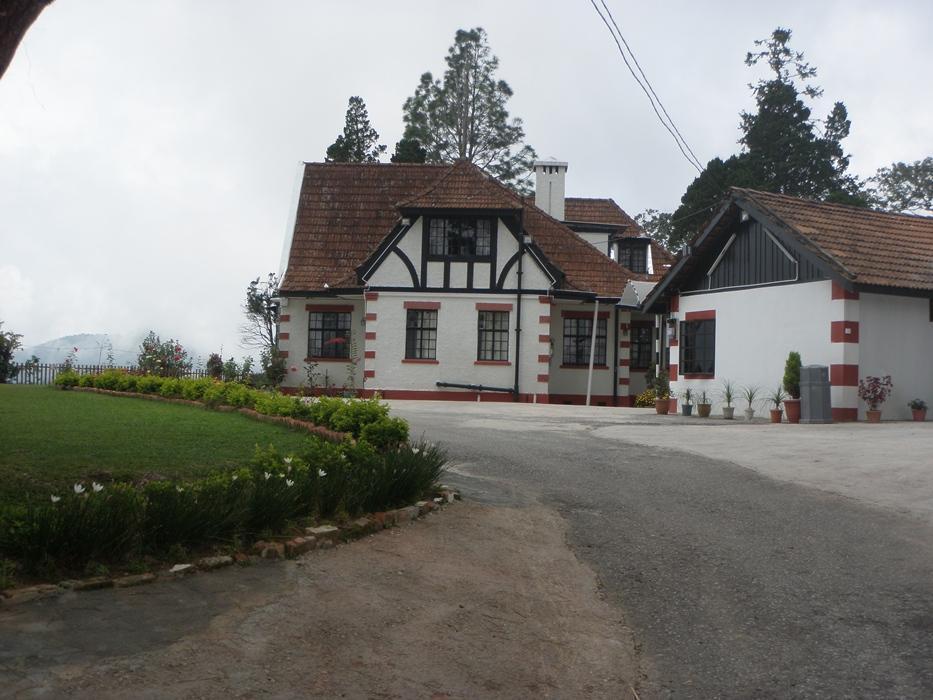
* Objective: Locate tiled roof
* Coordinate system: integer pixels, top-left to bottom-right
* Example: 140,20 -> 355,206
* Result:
397,159 -> 524,211
735,188 -> 933,291
281,161 -> 639,297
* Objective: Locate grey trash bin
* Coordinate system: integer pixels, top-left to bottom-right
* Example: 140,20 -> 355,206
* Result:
800,364 -> 832,424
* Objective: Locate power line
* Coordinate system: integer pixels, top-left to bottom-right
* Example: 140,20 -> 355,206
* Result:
587,0 -> 703,173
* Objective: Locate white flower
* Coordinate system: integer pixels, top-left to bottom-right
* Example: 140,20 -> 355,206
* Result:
283,456 -> 293,465
318,469 -> 327,478
264,472 -> 272,480
278,473 -> 285,479
176,486 -> 184,493
231,474 -> 238,481
92,482 -> 104,493
285,479 -> 294,488
73,483 -> 85,495
412,447 -> 420,455
50,495 -> 61,503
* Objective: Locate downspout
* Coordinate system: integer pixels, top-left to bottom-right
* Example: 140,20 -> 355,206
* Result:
585,298 -> 599,406
513,206 -> 525,401
612,305 -> 619,407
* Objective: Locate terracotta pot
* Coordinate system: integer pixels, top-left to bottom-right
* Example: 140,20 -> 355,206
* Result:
744,408 -> 756,421
722,406 -> 735,420
697,403 -> 712,418
655,399 -> 670,415
784,398 -> 801,424
912,408 -> 927,422
769,408 -> 783,423
866,409 -> 882,423
681,404 -> 693,417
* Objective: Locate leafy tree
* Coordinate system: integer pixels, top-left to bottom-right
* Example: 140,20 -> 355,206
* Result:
0,321 -> 23,383
634,209 -> 674,251
325,96 -> 386,163
869,158 -> 933,213
401,27 -> 536,193
137,331 -> 192,377
657,27 -> 865,252
390,136 -> 427,164
206,353 -> 224,380
240,272 -> 287,386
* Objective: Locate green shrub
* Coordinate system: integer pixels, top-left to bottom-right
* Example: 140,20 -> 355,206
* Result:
94,370 -> 124,390
225,383 -> 257,408
634,388 -> 656,407
201,382 -> 229,407
360,416 -> 410,451
307,396 -> 345,428
136,374 -> 164,394
54,370 -> 80,388
362,440 -> 446,513
78,374 -> 95,388
253,391 -> 299,417
783,351 -> 802,399
329,397 -> 390,437
181,377 -> 214,401
159,378 -> 183,398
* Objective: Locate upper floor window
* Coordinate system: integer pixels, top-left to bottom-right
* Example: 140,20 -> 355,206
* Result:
428,217 -> 492,258
618,239 -> 649,274
309,311 -> 351,359
563,317 -> 607,366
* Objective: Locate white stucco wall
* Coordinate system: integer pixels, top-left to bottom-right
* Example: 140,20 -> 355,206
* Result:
672,280 -> 835,411
859,292 -> 933,420
545,302 -> 623,403
576,231 -> 610,256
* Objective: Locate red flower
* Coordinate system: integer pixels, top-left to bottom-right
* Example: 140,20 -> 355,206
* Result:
323,337 -> 346,346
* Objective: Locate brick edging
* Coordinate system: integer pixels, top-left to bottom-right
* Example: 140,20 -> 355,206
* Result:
0,490 -> 460,607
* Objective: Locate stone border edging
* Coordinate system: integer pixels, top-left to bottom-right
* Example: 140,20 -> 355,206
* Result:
70,386 -> 347,442
0,489 -> 460,607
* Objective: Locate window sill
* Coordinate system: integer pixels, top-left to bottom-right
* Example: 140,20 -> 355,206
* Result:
306,356 -> 351,363
402,359 -> 439,364
474,360 -> 511,366
682,373 -> 715,380
560,364 -> 609,370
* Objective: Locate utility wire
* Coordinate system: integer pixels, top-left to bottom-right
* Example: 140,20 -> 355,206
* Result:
588,0 -> 703,173
598,0 -> 704,171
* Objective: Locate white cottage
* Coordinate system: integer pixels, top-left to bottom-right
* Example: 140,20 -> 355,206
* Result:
643,188 -> 933,420
276,159 -> 670,405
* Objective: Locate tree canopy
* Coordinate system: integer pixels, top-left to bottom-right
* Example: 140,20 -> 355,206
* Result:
652,28 -> 865,252
869,158 -> 933,214
325,96 -> 386,163
401,27 -> 536,192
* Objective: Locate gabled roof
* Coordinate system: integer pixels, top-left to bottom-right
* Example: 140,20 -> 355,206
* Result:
281,161 -> 638,297
397,159 -> 524,211
734,188 -> 933,292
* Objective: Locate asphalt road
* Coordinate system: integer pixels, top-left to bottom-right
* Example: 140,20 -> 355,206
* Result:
394,402 -> 933,699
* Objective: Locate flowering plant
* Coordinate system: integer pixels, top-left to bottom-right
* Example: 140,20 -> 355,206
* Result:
858,375 -> 892,411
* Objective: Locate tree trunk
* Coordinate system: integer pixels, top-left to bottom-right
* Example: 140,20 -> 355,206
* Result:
0,0 -> 54,80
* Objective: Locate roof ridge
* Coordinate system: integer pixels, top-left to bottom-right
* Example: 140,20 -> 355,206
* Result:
733,187 -> 933,223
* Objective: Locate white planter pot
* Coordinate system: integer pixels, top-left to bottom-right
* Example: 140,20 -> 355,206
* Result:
744,408 -> 756,421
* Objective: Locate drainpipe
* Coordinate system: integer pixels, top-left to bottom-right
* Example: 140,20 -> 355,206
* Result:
513,208 -> 525,401
585,298 -> 599,406
612,305 -> 619,407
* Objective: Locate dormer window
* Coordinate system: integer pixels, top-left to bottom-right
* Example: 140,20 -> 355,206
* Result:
427,217 -> 493,259
617,239 -> 650,274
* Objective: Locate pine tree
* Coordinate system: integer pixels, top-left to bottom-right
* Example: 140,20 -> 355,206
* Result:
401,28 -> 536,192
391,137 -> 427,163
325,96 -> 386,163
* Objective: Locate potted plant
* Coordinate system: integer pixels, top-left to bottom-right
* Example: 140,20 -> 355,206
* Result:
782,351 -> 802,424
681,387 -> 694,417
766,385 -> 787,424
741,384 -> 760,421
697,390 -> 712,418
721,379 -> 736,420
654,371 -> 670,415
858,375 -> 892,423
908,398 -> 927,422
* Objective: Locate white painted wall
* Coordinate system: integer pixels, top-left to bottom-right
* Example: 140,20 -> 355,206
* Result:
577,231 -> 610,255
859,292 -> 933,420
672,281 -> 835,412
546,302 -> 620,402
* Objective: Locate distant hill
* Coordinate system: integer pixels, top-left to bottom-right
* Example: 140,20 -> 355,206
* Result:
17,333 -> 141,366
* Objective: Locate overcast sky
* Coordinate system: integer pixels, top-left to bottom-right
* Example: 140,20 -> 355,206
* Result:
1,0 -> 930,361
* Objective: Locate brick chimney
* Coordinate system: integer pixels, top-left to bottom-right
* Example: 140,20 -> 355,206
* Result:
533,160 -> 568,221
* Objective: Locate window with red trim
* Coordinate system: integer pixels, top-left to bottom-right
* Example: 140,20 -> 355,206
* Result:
679,319 -> 715,375
563,317 -> 607,366
309,312 -> 351,359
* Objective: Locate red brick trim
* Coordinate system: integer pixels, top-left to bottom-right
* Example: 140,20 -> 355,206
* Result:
278,350 -> 288,358
404,301 -> 441,310
476,302 -> 513,311
562,310 -> 611,319
547,393 -> 621,406
538,315 -> 551,324
538,334 -> 551,343
618,377 -> 630,385
537,373 -> 550,383
619,359 -> 631,367
831,320 -> 859,343
306,304 -> 354,312
402,358 -> 439,364
669,338 -> 679,347
538,295 -> 553,305
365,312 -> 377,321
364,350 -> 376,359
832,407 -> 858,422
279,314 -> 290,322
365,292 -> 379,301
619,340 -> 631,349
619,323 -> 630,331
669,398 -> 678,412
669,364 -> 678,381
278,332 -> 290,340
830,364 -> 859,386
363,369 -> 375,379
474,360 -> 511,366
685,310 -> 716,321
364,331 -> 376,341
537,354 -> 551,363
670,296 -> 680,312
684,373 -> 715,380
831,282 -> 859,300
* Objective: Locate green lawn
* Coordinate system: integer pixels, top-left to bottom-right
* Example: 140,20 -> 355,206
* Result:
0,385 -> 314,505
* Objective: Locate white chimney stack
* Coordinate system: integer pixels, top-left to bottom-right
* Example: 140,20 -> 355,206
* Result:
533,160 -> 568,221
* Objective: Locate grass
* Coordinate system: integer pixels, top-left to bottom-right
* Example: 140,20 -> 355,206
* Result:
0,385 -> 314,505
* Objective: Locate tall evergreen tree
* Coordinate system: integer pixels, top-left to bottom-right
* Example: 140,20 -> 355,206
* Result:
401,27 -> 536,193
325,96 -> 386,163
656,28 -> 865,252
390,136 -> 427,163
